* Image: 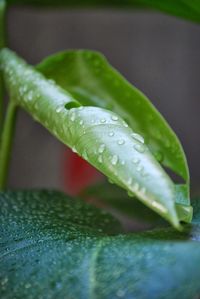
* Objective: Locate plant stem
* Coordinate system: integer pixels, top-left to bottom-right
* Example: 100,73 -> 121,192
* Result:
0,102 -> 18,190
0,0 -> 6,136
0,0 -> 6,48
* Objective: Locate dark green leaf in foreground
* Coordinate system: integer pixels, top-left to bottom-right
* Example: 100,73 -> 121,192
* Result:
0,191 -> 200,299
5,0 -> 200,23
0,48 -> 192,229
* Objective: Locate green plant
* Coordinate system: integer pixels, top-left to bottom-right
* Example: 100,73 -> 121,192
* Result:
0,1 -> 200,298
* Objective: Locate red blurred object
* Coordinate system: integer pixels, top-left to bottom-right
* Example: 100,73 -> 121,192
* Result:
63,149 -> 102,195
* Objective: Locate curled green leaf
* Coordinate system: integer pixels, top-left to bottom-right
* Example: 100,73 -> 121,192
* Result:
37,50 -> 190,201
0,48 -> 192,229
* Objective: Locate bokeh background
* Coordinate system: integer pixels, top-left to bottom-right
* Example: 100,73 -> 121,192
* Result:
7,6 -> 200,193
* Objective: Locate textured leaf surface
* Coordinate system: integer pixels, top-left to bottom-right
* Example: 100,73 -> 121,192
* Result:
0,48 -> 192,228
37,50 -> 190,199
0,191 -> 200,299
6,0 -> 200,23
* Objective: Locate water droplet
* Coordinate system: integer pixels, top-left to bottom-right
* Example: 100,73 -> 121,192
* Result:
111,155 -> 118,165
100,118 -> 106,123
99,144 -> 105,153
56,106 -> 63,113
137,165 -> 143,172
116,290 -> 125,298
70,112 -> 75,122
132,157 -> 139,164
82,150 -> 88,160
98,155 -> 103,163
27,91 -> 33,101
123,121 -> 128,128
72,146 -> 77,153
79,120 -> 84,126
25,283 -> 31,289
131,133 -> 144,144
134,143 -> 145,153
1,277 -> 8,286
109,131 -> 114,137
117,139 -> 125,145
111,115 -> 118,121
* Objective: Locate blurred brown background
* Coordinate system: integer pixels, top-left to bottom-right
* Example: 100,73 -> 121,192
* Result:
7,7 -> 200,193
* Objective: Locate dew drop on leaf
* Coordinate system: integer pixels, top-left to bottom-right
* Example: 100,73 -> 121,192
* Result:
56,106 -> 63,113
98,155 -> 103,163
132,157 -> 139,164
111,155 -> 118,165
72,146 -> 77,153
117,139 -> 125,145
137,165 -> 143,172
123,121 -> 128,128
131,133 -> 144,144
109,131 -> 114,137
134,143 -> 145,153
116,289 -> 126,298
82,150 -> 88,161
111,115 -> 118,121
27,91 -> 33,101
98,144 -> 106,153
70,112 -> 75,122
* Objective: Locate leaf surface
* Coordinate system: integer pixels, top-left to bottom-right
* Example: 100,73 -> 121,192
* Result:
0,48 -> 193,228
37,50 -> 189,189
0,190 -> 200,299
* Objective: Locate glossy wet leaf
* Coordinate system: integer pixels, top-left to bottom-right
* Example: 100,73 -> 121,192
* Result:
6,0 -> 200,23
1,48 -> 192,229
0,190 -> 200,299
37,50 -> 190,202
